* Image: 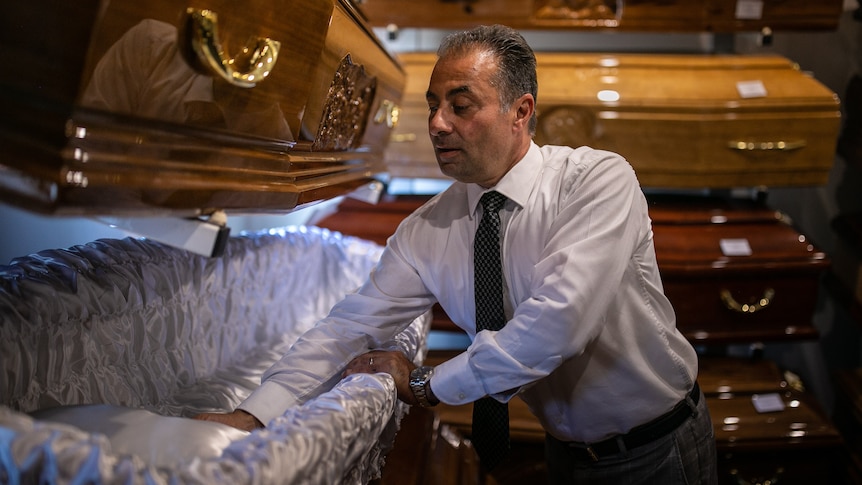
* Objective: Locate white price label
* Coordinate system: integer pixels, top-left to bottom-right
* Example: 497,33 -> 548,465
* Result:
720,238 -> 752,257
752,393 -> 785,413
737,80 -> 768,99
735,0 -> 764,19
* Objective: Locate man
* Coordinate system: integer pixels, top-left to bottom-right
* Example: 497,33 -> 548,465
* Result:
197,24 -> 717,484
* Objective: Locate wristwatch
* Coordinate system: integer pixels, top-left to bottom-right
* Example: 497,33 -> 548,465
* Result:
409,365 -> 439,407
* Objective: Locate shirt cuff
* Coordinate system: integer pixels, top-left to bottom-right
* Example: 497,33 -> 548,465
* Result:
430,350 -> 484,405
238,379 -> 301,426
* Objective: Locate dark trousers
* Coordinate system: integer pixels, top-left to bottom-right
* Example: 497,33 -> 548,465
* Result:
545,389 -> 717,485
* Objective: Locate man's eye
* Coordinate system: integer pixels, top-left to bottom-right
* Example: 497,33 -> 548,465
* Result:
453,105 -> 468,113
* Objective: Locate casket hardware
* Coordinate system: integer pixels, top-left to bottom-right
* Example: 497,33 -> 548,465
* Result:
182,8 -> 281,88
728,465 -> 784,485
374,99 -> 402,128
727,140 -> 807,151
720,288 -> 775,314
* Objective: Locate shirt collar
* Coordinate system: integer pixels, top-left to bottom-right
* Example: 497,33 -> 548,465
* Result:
467,141 -> 542,217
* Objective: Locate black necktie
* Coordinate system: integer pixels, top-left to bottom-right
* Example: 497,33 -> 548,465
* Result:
472,190 -> 510,471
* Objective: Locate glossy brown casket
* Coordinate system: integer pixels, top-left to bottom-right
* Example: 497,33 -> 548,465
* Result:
695,355 -> 843,485
356,0 -> 844,32
649,197 -> 830,343
697,356 -> 788,395
0,0 -> 404,216
386,52 -> 840,188
707,389 -> 843,485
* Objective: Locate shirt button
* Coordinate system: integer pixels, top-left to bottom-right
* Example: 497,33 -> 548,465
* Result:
458,393 -> 466,400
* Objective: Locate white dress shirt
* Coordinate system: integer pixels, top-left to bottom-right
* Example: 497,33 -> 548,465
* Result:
242,142 -> 697,442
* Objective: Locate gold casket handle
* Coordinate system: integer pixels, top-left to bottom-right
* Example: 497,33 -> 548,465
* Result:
720,288 -> 775,314
727,140 -> 806,151
374,99 -> 402,128
182,8 -> 280,88
729,466 -> 784,485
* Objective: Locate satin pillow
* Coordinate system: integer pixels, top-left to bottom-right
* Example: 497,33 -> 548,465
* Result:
31,404 -> 249,468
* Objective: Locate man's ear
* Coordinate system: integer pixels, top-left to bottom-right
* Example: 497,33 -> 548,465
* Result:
513,93 -> 535,130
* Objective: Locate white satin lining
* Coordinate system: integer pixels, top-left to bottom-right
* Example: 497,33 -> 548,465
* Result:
0,226 -> 431,483
2,373 -> 409,483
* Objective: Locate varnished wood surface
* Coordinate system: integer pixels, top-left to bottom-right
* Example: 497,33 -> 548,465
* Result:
647,193 -> 784,225
0,0 -> 405,216
386,52 -> 840,188
654,214 -> 828,343
535,52 -> 840,173
312,194 -> 431,246
710,389 -> 841,449
653,219 -> 828,272
709,389 -> 843,484
356,0 -> 843,32
697,357 -> 787,395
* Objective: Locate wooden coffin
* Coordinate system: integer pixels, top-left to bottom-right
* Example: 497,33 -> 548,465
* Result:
386,52 -> 840,188
0,0 -> 404,216
373,406 -> 482,485
536,53 -> 841,188
650,196 -> 830,343
708,390 -> 843,485
697,356 -> 789,395
356,0 -> 844,32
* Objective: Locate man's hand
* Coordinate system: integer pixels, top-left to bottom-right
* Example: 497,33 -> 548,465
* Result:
343,350 -> 418,406
192,409 -> 264,432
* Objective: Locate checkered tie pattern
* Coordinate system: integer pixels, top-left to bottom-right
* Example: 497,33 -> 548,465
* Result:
472,190 -> 510,471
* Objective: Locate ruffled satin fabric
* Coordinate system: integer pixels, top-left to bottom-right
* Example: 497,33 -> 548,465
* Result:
0,226 -> 431,484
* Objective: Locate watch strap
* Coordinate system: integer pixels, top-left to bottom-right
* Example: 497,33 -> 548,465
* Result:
409,365 -> 438,407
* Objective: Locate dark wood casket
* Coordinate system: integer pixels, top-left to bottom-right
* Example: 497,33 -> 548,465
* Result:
356,0 -> 844,32
708,388 -> 843,485
697,357 -> 844,484
649,195 -> 830,343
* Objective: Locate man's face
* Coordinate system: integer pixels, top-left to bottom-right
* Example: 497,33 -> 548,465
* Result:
426,49 -> 522,188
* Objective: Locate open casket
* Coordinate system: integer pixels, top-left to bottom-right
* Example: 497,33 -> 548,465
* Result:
0,226 -> 431,484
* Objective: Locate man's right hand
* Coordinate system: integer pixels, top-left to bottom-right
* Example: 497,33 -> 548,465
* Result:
192,409 -> 264,432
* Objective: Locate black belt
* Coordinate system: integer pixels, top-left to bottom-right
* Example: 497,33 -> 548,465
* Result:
555,382 -> 700,462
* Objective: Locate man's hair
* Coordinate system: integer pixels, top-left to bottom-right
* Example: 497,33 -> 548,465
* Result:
437,24 -> 538,134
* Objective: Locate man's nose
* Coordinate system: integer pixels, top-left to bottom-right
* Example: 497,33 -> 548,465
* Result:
428,109 -> 450,136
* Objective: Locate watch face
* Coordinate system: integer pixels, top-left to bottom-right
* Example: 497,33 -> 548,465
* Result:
410,366 -> 435,407
410,367 -> 428,386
